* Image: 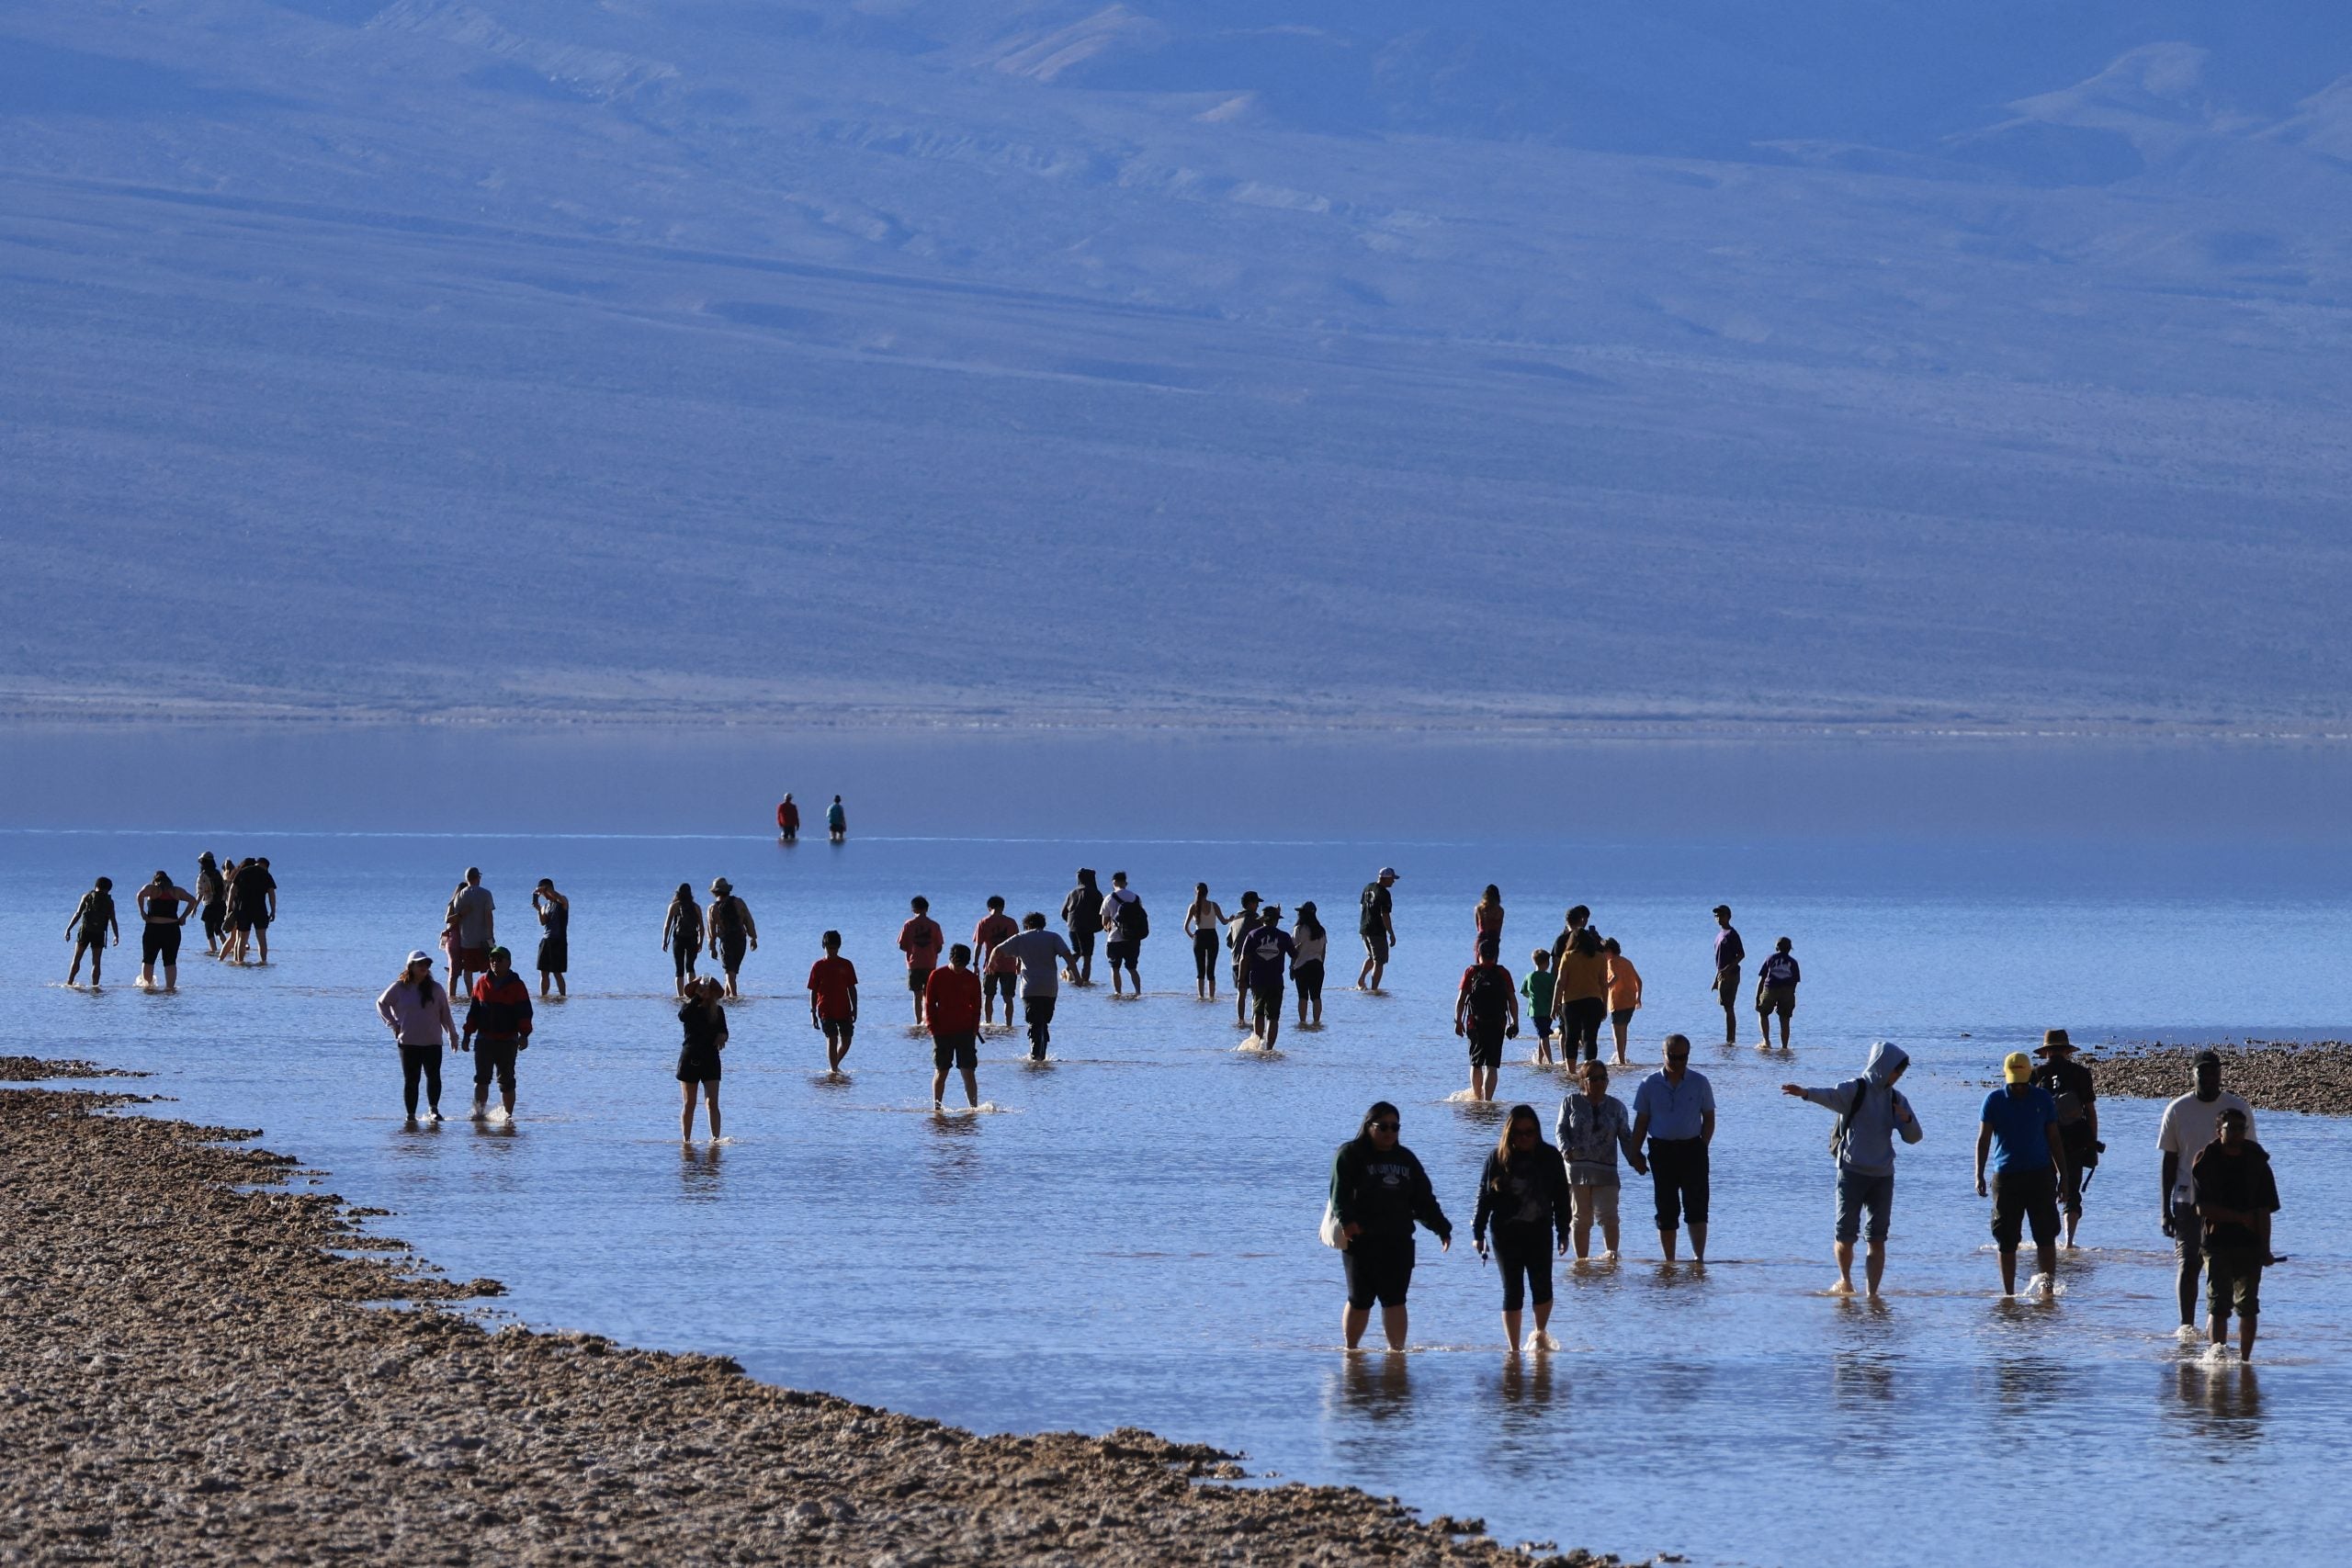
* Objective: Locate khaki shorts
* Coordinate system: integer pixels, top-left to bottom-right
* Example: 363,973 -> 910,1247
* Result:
1570,1182 -> 1620,1230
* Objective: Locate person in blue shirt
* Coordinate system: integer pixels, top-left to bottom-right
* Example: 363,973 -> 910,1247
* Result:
1974,1051 -> 2067,1296
1630,1033 -> 1715,1263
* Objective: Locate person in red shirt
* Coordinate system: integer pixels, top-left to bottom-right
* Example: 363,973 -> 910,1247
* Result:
776,794 -> 800,841
924,942 -> 985,1111
899,895 -> 944,1024
807,930 -> 859,1073
973,896 -> 1020,1029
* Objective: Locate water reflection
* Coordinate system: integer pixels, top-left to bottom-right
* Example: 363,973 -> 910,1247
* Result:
1498,1350 -> 1556,1421
678,1141 -> 722,1201
2169,1363 -> 2266,1441
1333,1351 -> 1415,1425
1830,1351 -> 1897,1407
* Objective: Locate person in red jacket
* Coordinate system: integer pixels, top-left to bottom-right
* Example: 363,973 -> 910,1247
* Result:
925,943 -> 985,1111
776,794 -> 800,841
462,945 -> 535,1122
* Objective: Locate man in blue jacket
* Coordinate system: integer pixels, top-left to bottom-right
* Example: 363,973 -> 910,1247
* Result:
1783,1041 -> 1922,1298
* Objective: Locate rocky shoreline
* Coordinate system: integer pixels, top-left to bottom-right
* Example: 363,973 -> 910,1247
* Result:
0,1071 -> 1621,1566
2088,1041 -> 2352,1117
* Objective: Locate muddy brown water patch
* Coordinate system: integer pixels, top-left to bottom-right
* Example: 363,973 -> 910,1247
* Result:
0,1087 -> 1627,1565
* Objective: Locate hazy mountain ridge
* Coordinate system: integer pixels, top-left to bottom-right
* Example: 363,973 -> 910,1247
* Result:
3,1 -> 2350,732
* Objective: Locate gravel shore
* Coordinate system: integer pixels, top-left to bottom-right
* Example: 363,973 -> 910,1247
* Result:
2087,1041 -> 2352,1117
0,1074 -> 1622,1566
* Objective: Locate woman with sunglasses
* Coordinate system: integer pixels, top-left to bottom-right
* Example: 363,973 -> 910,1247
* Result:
1329,1101 -> 1452,1350
1474,1103 -> 1573,1352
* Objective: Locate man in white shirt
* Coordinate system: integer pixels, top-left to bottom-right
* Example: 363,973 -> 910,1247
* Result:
2156,1050 -> 2256,1341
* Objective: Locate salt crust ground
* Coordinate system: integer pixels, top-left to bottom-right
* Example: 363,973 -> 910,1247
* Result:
2091,1042 -> 2352,1118
0,1073 -> 1625,1566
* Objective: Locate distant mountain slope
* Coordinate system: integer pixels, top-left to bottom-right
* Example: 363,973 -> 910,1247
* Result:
2,2 -> 2349,732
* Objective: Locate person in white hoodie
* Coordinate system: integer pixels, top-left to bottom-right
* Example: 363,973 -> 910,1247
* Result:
377,949 -> 460,1123
1781,1041 -> 1923,1297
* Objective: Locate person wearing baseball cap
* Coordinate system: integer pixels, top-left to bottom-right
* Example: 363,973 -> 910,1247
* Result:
2030,1030 -> 2101,1247
376,949 -> 459,1123
2157,1049 -> 2256,1340
462,944 -> 535,1122
1709,906 -> 1745,1046
1975,1051 -> 2066,1296
1355,867 -> 1399,992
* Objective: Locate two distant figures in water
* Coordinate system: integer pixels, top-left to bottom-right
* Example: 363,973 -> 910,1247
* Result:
440,868 -> 571,1001
62,854 -> 277,990
776,794 -> 847,843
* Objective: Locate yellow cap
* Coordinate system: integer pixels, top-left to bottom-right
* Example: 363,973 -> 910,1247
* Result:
2003,1051 -> 2032,1083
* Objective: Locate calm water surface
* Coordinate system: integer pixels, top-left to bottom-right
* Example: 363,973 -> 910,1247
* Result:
5,831 -> 2348,1566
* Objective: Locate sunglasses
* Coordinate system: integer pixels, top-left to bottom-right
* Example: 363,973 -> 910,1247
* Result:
1371,1121 -> 1400,1132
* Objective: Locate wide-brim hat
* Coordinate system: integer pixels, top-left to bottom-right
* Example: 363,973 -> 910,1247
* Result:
710,878 -> 732,894
2034,1029 -> 2077,1057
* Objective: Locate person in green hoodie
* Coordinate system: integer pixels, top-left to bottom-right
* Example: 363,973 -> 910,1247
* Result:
1329,1101 -> 1452,1350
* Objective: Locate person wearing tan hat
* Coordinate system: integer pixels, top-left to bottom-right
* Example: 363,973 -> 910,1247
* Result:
1975,1051 -> 2066,1296
706,877 -> 758,998
2030,1030 -> 2100,1247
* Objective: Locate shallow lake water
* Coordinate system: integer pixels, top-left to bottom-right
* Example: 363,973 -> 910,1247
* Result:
5,828 -> 2348,1565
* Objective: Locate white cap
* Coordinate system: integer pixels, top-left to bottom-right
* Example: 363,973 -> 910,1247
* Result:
405,950 -> 435,967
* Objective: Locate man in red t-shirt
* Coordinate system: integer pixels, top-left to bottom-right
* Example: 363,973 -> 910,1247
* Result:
776,795 -> 800,840
924,942 -> 985,1111
973,896 -> 1020,1029
807,930 -> 859,1072
899,895 -> 944,1025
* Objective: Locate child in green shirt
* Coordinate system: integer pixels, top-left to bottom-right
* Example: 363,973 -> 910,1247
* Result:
1522,949 -> 1558,1066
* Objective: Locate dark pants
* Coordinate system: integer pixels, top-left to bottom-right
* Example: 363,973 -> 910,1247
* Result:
401,1043 -> 444,1115
2057,1130 -> 2093,1217
2172,1201 -> 2205,1324
1649,1138 -> 1710,1232
1559,997 -> 1606,1061
1193,930 -> 1219,982
1492,1222 -> 1555,1311
1023,995 -> 1057,1060
472,1039 -> 520,1096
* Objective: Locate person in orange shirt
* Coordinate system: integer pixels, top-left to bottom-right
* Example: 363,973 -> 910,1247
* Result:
807,931 -> 859,1074
1603,937 -> 1643,1066
923,943 -> 985,1111
898,896 -> 944,1024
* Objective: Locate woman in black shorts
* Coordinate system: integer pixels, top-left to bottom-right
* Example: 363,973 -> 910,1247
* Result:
1329,1101 -> 1452,1350
532,878 -> 570,998
1474,1104 -> 1572,1353
662,884 -> 703,997
677,976 -> 727,1141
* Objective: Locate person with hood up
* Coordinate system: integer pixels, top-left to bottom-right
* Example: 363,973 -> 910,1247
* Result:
1782,1041 -> 1924,1297
1060,868 -> 1103,986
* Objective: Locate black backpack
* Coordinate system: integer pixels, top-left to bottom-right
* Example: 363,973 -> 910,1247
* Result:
1466,966 -> 1512,1022
1118,896 -> 1149,941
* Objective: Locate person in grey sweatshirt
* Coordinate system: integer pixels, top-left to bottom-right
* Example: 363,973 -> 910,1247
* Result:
1781,1041 -> 1923,1297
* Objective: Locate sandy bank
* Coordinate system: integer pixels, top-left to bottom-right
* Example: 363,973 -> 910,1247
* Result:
0,1075 -> 1621,1566
2089,1042 -> 2352,1117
